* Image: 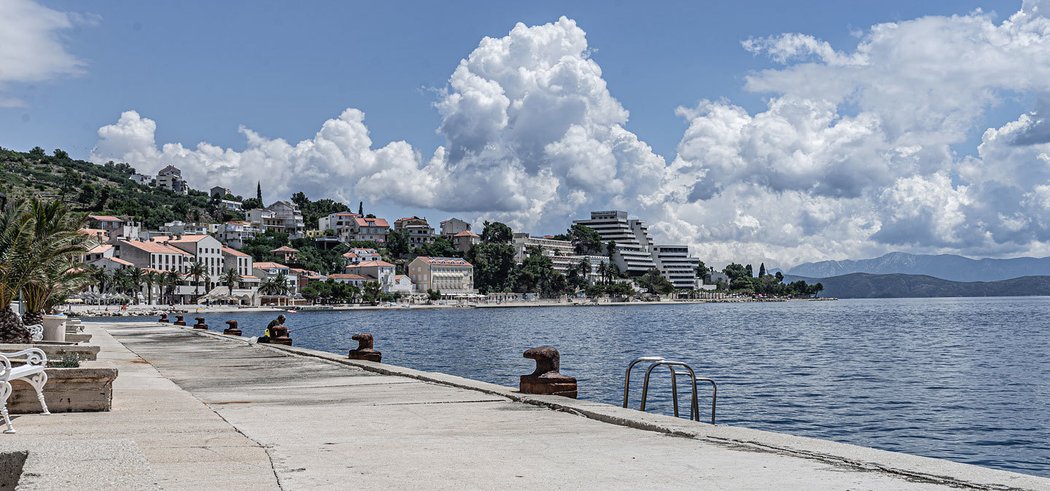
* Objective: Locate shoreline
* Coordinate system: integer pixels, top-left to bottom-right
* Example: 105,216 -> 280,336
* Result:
62,296 -> 837,317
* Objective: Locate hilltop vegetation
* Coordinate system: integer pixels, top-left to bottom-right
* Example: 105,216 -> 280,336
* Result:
0,146 -> 241,228
784,272 -> 1050,298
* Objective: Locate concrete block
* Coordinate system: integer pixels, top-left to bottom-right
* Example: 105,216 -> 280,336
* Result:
9,368 -> 118,413
65,333 -> 92,343
0,343 -> 99,363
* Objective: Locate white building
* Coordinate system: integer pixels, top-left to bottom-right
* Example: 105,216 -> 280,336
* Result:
318,212 -> 361,239
440,218 -> 471,238
215,221 -> 259,249
160,221 -> 210,236
156,165 -> 188,194
165,234 -> 226,289
129,173 -> 152,185
328,273 -> 367,287
408,256 -> 474,295
652,245 -> 701,290
115,239 -> 190,273
253,261 -> 299,297
246,201 -> 305,238
350,216 -> 389,243
394,216 -> 435,246
512,233 -> 607,284
390,274 -> 414,294
342,248 -> 381,265
574,211 -> 704,289
345,260 -> 396,292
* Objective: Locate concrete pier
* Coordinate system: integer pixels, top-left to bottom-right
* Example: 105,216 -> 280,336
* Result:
3,322 -> 1048,489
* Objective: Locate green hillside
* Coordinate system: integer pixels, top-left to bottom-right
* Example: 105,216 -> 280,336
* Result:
785,272 -> 1050,298
0,146 -> 243,228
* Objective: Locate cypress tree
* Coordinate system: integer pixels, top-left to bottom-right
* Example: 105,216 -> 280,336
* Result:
358,201 -> 363,216
759,263 -> 766,278
256,181 -> 262,202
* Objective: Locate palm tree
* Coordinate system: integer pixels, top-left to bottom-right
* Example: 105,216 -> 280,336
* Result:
221,268 -> 240,296
90,265 -> 110,295
1,199 -> 87,341
596,262 -> 609,285
144,270 -> 158,305
129,267 -> 144,305
187,261 -> 207,302
162,270 -> 179,305
112,267 -> 131,298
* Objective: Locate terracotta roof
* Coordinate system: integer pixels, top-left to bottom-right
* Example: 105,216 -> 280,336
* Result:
271,246 -> 299,253
331,212 -> 361,217
93,256 -> 134,267
165,234 -> 211,243
353,217 -> 389,228
221,246 -> 249,257
453,230 -> 479,237
120,240 -> 191,255
416,256 -> 472,266
350,260 -> 394,268
253,262 -> 288,270
342,252 -> 358,259
88,215 -> 122,221
241,274 -> 258,279
87,244 -> 113,254
78,228 -> 107,236
328,273 -> 366,280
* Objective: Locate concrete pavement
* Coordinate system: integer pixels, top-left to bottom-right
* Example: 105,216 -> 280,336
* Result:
102,323 -> 1050,490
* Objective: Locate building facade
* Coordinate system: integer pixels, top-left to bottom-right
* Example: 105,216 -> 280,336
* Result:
440,218 -> 471,238
407,256 -> 474,294
574,211 -> 703,289
350,217 -> 389,243
156,165 -> 188,194
246,201 -> 305,239
394,216 -> 435,246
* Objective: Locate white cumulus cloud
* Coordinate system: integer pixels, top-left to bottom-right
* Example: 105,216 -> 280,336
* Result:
0,0 -> 89,106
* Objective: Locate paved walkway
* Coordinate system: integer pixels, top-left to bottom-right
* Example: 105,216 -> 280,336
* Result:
5,323 -> 1048,489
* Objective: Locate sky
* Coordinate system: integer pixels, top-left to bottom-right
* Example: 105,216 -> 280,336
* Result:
2,0 -> 1049,268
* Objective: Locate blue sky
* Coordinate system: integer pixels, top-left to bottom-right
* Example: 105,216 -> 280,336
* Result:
2,1 -> 1012,159
3,1 -> 1049,267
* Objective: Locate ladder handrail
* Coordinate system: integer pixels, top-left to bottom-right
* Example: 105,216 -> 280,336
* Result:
641,360 -> 700,422
623,356 -> 665,409
695,377 -> 717,424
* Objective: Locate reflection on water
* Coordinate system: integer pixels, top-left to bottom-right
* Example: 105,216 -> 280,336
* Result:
100,297 -> 1050,477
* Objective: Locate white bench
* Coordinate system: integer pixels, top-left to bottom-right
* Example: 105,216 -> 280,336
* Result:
0,348 -> 50,433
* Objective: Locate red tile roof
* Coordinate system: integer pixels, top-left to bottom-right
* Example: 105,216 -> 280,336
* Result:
415,256 -> 472,267
222,246 -> 249,257
328,273 -> 367,280
88,215 -> 122,222
165,234 -> 211,243
253,262 -> 288,270
354,217 -> 389,228
271,246 -> 299,253
350,260 -> 394,268
120,240 -> 191,255
453,230 -> 479,237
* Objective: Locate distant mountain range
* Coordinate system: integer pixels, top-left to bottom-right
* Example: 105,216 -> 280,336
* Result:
785,273 -> 1050,299
787,252 -> 1050,282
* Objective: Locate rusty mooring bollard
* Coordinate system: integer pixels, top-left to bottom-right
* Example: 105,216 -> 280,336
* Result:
348,333 -> 382,362
270,324 -> 292,346
223,320 -> 242,336
174,314 -> 186,326
193,317 -> 208,330
520,345 -> 577,398
159,313 -> 169,323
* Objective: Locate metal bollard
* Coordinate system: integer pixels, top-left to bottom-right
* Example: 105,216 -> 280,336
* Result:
223,320 -> 242,336
174,314 -> 186,326
519,345 -> 577,398
192,317 -> 208,330
158,313 -> 169,323
270,324 -> 292,346
348,333 -> 382,362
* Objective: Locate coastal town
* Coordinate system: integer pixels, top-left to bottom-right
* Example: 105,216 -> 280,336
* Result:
74,164 -> 747,309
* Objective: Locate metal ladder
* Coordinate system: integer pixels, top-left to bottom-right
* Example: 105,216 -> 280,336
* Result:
623,356 -> 717,424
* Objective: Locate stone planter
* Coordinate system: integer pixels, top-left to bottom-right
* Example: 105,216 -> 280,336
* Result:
0,344 -> 99,364
9,368 -> 117,413
41,315 -> 66,342
64,333 -> 92,343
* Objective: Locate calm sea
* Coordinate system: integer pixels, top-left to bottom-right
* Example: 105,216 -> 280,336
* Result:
97,297 -> 1050,477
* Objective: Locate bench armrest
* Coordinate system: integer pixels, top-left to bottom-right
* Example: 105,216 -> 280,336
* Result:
0,355 -> 10,381
0,348 -> 47,367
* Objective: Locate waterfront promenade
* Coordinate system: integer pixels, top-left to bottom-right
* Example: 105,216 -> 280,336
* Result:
2,322 -> 1047,489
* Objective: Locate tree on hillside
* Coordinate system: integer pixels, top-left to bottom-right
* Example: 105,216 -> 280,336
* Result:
480,221 -> 512,244
759,263 -> 766,278
53,148 -> 69,160
567,224 -> 603,255
358,201 -> 363,216
745,264 -> 754,278
256,181 -> 262,202
386,229 -> 410,258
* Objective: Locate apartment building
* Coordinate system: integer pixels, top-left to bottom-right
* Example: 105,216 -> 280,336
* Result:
165,234 -> 226,288
394,216 -> 435,246
574,211 -> 703,289
652,245 -> 701,290
451,230 -> 479,253
512,233 -> 607,283
253,261 -> 299,296
215,221 -> 259,249
156,165 -> 188,194
345,260 -> 395,292
246,201 -> 305,238
440,218 -> 471,238
407,256 -> 474,294
350,217 -> 389,243
115,239 -> 190,273
318,212 -> 361,240
342,248 -> 381,265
